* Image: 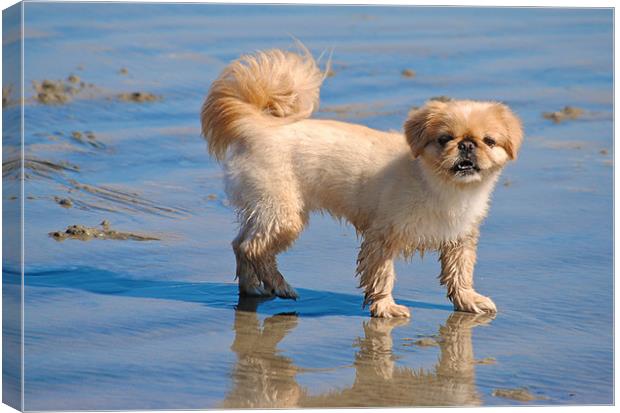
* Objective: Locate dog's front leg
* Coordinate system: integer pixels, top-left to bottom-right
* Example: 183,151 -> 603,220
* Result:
357,238 -> 410,318
439,229 -> 497,314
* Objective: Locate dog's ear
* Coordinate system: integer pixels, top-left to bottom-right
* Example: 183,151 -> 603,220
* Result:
403,101 -> 445,158
492,103 -> 523,160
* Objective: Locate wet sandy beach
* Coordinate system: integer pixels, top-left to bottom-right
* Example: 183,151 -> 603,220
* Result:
2,4 -> 613,409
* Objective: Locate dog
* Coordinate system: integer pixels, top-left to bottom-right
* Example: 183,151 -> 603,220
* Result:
200,47 -> 523,318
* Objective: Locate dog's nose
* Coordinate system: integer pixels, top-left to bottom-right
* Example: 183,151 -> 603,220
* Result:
458,139 -> 476,153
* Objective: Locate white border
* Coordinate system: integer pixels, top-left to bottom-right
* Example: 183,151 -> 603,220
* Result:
0,1 -> 616,413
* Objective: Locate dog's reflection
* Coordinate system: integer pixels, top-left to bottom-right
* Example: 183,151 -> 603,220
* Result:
221,297 -> 303,408
221,297 -> 493,408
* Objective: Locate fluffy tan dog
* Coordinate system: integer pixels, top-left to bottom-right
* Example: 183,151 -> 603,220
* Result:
201,48 -> 523,318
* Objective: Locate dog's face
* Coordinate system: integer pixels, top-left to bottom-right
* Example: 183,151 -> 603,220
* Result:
404,100 -> 523,184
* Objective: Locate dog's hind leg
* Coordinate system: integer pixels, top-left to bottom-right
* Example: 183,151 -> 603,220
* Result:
233,207 -> 306,299
357,236 -> 411,318
233,229 -> 268,297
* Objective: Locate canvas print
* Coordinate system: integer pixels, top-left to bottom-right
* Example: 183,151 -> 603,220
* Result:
2,2 -> 613,410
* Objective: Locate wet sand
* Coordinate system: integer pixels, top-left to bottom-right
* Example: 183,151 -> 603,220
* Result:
3,4 -> 613,409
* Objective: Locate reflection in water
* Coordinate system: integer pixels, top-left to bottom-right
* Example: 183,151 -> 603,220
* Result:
222,297 -> 493,408
222,297 -> 302,408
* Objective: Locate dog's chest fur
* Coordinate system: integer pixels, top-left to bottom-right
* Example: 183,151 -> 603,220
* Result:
394,180 -> 494,253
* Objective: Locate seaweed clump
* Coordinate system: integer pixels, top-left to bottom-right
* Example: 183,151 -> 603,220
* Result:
401,69 -> 416,78
71,131 -> 105,149
429,95 -> 452,102
492,388 -> 540,402
54,197 -> 73,208
542,106 -> 584,123
33,79 -> 75,104
3,85 -> 13,107
118,92 -> 160,103
49,220 -> 159,242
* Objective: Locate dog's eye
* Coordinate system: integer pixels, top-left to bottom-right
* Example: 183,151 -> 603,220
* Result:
483,136 -> 496,147
438,135 -> 454,146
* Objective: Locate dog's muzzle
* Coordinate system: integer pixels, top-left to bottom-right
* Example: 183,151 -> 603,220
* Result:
452,139 -> 479,175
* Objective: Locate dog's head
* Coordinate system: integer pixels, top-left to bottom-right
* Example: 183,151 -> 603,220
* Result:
404,99 -> 523,185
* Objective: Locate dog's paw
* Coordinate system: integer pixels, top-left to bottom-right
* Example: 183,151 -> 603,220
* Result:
264,275 -> 298,300
370,297 -> 411,318
239,283 -> 273,297
273,281 -> 299,300
240,274 -> 298,299
452,289 -> 497,314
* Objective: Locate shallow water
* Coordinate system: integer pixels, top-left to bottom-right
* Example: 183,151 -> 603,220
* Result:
2,4 -> 613,409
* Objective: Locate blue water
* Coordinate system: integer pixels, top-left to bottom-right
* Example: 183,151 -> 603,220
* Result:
2,3 -> 613,409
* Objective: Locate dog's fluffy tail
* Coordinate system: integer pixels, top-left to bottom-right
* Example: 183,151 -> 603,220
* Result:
201,47 -> 325,160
